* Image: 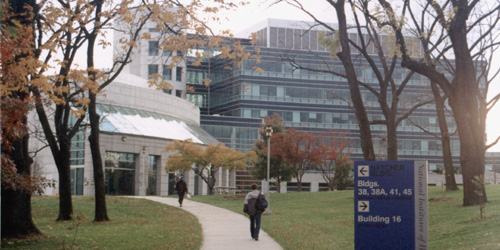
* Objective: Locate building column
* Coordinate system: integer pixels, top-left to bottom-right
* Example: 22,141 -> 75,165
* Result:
135,148 -> 148,196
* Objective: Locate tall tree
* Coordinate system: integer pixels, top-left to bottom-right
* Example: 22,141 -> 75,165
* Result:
165,140 -> 255,194
251,114 -> 294,193
377,0 -> 500,205
272,128 -> 323,191
317,131 -> 353,190
85,0 -> 109,222
1,0 -> 43,238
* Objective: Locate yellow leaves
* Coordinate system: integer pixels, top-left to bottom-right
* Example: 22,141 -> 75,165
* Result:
252,67 -> 264,74
127,40 -> 137,48
71,108 -> 87,119
97,39 -> 111,49
208,36 -> 224,48
141,32 -> 152,40
318,31 -> 340,60
186,86 -> 195,93
191,60 -> 202,67
147,73 -> 162,88
164,139 -> 251,175
249,32 -> 259,45
381,34 -> 402,58
202,78 -> 212,87
220,46 -> 232,57
158,80 -> 173,91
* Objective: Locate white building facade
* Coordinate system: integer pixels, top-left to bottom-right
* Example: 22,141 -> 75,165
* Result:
30,73 -> 236,196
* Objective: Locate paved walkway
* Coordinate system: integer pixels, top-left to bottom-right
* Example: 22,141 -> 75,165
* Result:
134,196 -> 283,250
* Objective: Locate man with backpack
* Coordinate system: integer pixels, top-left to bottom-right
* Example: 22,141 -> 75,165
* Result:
243,183 -> 267,241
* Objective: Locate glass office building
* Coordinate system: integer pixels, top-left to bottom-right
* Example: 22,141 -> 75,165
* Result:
187,19 -> 463,175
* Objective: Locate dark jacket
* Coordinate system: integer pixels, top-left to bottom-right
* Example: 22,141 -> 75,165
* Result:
243,190 -> 265,215
175,180 -> 187,195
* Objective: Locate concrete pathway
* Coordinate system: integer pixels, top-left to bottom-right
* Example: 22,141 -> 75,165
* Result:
134,196 -> 283,250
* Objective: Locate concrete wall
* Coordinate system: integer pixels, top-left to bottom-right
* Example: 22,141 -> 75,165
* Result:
98,76 -> 199,124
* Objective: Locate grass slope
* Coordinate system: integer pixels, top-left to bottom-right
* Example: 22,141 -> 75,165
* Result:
1,196 -> 201,250
3,186 -> 499,249
193,185 -> 500,250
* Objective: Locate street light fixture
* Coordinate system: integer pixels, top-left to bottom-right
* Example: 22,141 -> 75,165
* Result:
265,126 -> 273,213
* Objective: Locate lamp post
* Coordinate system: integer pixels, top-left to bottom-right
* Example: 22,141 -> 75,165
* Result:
265,126 -> 273,213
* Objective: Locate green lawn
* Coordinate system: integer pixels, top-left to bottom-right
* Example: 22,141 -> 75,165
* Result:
192,185 -> 500,250
3,186 -> 499,250
1,196 -> 201,250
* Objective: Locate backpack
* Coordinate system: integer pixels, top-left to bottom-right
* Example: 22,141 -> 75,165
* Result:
255,193 -> 268,210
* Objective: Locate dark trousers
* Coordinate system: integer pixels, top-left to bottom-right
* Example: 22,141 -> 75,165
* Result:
178,192 -> 185,205
250,212 -> 262,239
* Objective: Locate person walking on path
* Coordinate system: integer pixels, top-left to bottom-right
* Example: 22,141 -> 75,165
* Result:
243,183 -> 265,241
135,196 -> 283,249
175,176 -> 188,207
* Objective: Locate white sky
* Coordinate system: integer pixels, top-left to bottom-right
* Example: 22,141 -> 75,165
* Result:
89,0 -> 500,151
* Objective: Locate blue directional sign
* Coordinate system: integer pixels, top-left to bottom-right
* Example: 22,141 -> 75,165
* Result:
354,161 -> 428,250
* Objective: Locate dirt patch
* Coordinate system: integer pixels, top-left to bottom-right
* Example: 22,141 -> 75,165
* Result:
428,197 -> 456,202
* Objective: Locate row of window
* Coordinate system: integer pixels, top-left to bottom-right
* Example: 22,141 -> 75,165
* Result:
162,88 -> 183,98
148,41 -> 184,57
202,125 -> 259,152
104,152 -> 160,196
148,64 -> 183,82
208,81 -> 433,110
187,70 -> 207,85
262,26 -> 423,57
201,122 -> 458,155
238,108 -> 447,129
186,93 -> 206,107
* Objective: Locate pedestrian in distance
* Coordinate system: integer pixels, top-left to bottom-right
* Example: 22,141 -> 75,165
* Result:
243,183 -> 266,241
175,175 -> 188,207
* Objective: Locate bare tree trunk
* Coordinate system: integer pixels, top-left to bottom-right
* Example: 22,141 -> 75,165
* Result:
88,93 -> 110,221
56,141 -> 73,221
431,82 -> 458,191
86,0 -> 109,221
1,127 -> 41,238
451,98 -> 487,205
296,172 -> 303,192
447,18 -> 486,205
208,174 -> 216,195
386,118 -> 398,161
334,0 -> 375,160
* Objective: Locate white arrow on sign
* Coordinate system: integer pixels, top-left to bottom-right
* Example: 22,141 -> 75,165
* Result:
358,165 -> 369,177
358,201 -> 370,212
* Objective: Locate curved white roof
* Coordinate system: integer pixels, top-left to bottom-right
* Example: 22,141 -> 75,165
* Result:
97,104 -> 218,145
